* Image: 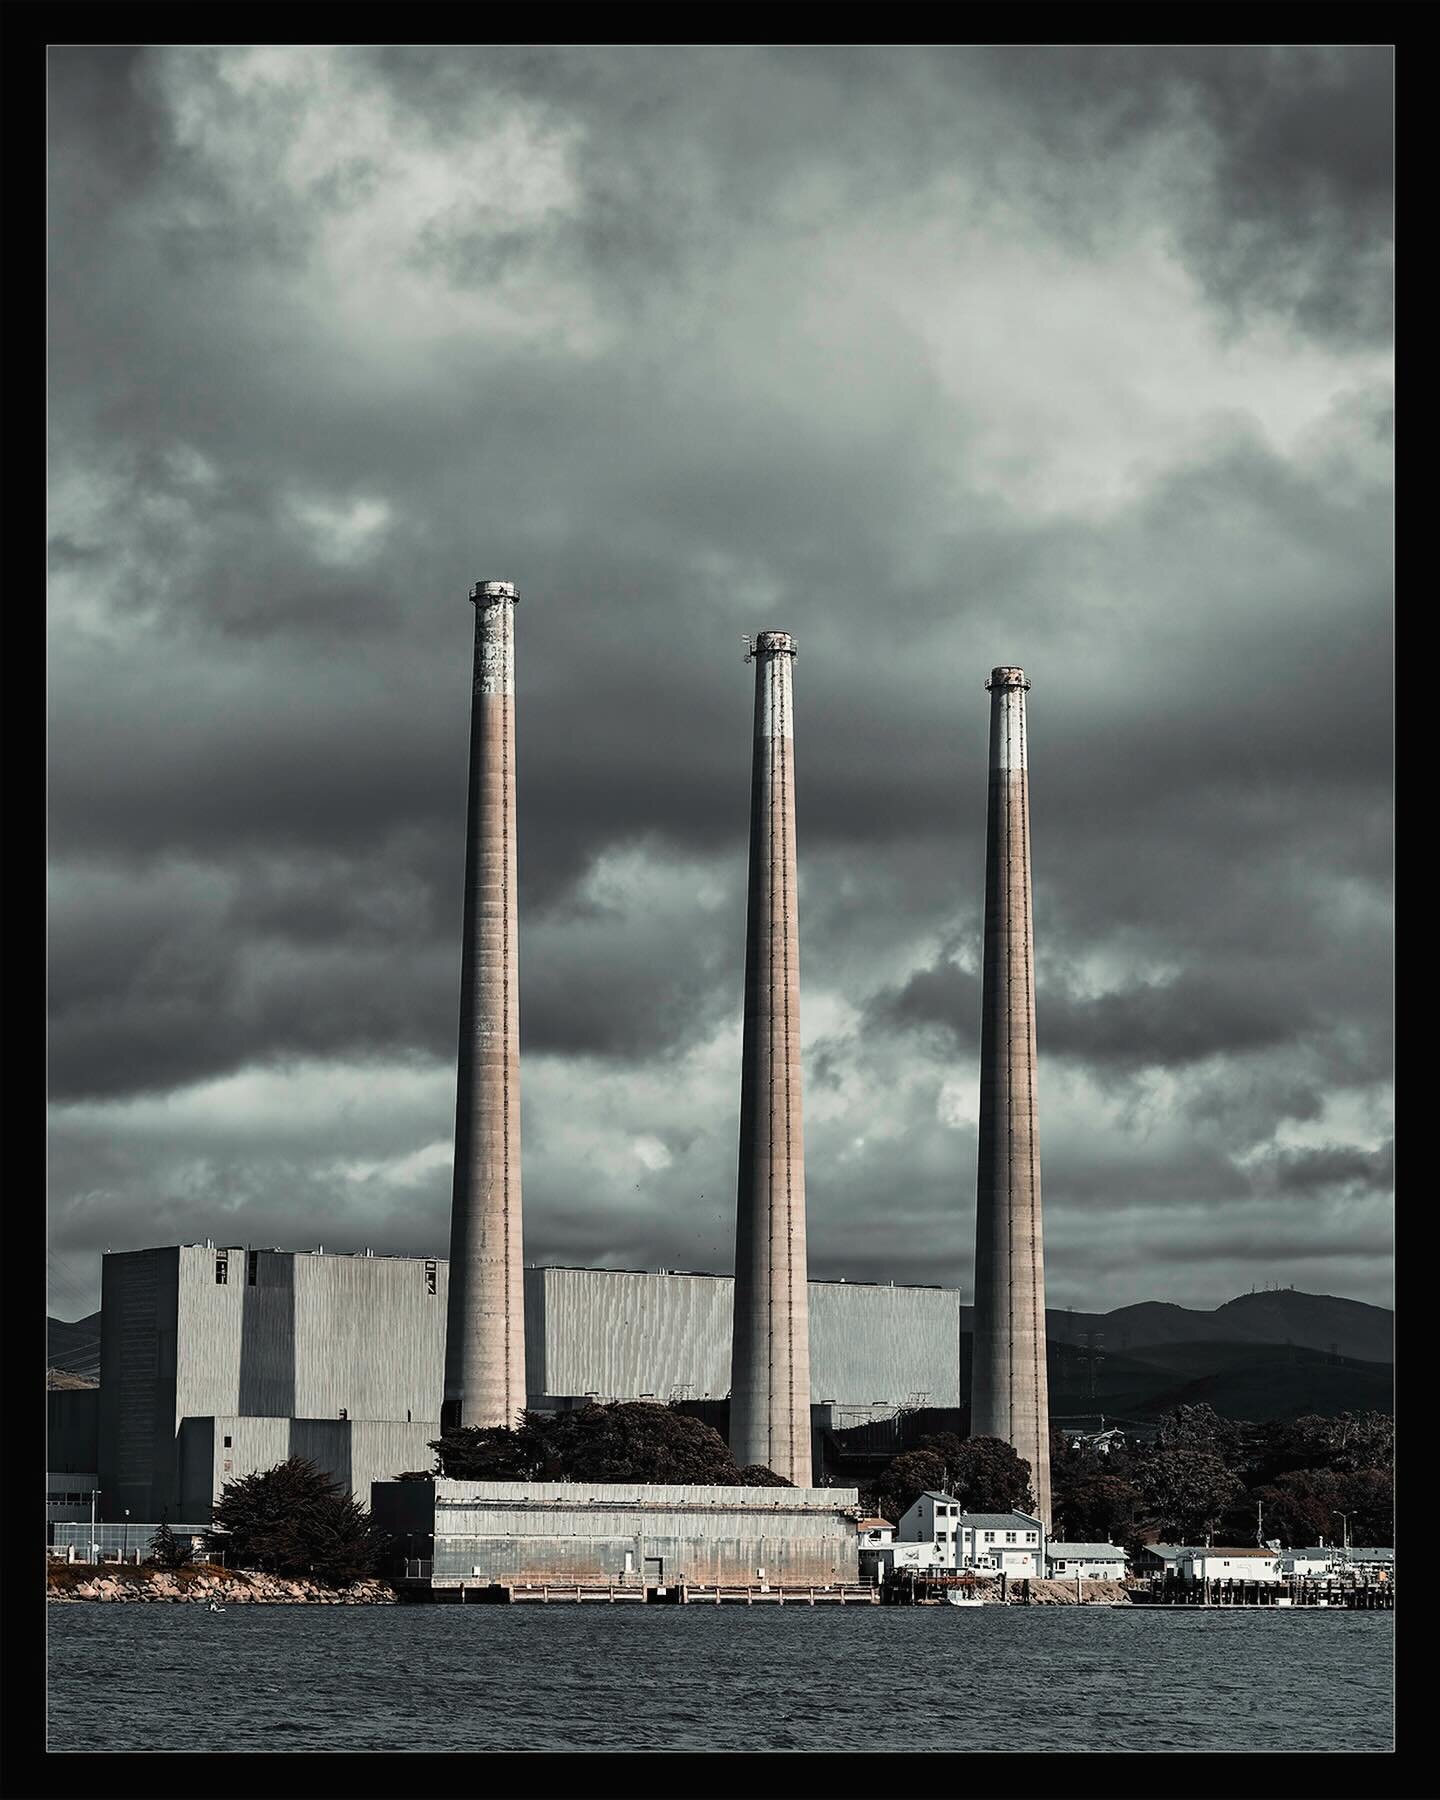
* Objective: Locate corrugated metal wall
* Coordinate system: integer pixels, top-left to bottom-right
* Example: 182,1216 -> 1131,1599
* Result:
534,1269 -> 962,1409
418,1480 -> 862,1585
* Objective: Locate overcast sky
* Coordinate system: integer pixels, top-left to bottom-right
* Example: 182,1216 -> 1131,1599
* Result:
48,44 -> 1393,1321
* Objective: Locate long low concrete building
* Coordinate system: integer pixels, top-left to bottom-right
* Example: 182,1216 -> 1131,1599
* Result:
373,1479 -> 863,1590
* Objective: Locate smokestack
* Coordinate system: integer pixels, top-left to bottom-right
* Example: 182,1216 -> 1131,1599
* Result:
971,666 -> 1052,1528
442,580 -> 525,1431
729,631 -> 812,1485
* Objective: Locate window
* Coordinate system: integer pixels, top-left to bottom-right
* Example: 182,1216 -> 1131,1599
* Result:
215,1257 -> 228,1284
984,1532 -> 995,1542
223,1435 -> 232,1449
1006,1532 -> 1016,1542
339,1408 -> 348,1421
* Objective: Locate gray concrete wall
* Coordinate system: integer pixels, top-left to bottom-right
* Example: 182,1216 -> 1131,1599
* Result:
179,1415 -> 439,1516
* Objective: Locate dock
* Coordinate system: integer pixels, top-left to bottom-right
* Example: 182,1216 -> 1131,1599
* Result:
404,1581 -> 882,1605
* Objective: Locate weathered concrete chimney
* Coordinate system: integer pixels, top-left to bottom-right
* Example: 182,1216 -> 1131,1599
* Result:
442,580 -> 525,1431
971,666 -> 1052,1527
729,630 -> 812,1485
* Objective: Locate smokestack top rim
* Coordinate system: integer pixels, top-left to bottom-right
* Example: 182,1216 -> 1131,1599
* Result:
754,629 -> 797,655
469,580 -> 518,604
986,666 -> 1030,691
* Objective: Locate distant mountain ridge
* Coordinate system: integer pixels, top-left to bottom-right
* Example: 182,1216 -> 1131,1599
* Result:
46,1311 -> 102,1383
1033,1289 -> 1392,1367
49,1287 -> 1392,1400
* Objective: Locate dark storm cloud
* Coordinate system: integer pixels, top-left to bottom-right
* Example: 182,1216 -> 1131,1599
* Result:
872,960 -> 1310,1071
46,45 -> 1392,1313
969,44 -> 1393,344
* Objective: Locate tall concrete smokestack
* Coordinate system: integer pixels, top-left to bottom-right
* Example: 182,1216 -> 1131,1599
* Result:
729,631 -> 812,1485
442,580 -> 525,1431
971,666 -> 1052,1527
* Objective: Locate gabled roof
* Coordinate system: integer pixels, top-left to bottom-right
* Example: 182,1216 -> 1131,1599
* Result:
856,1517 -> 894,1531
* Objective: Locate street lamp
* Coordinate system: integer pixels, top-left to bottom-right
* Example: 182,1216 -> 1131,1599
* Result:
123,1508 -> 130,1565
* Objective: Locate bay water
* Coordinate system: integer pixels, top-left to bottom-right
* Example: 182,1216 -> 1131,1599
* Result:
47,1604 -> 1392,1754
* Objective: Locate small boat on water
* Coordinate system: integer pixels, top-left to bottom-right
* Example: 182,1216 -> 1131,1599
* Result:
945,1592 -> 986,1607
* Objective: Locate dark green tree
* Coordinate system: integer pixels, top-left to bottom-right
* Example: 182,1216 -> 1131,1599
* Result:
735,1464 -> 793,1487
947,1437 -> 1035,1514
205,1457 -> 378,1585
1051,1473 -> 1141,1542
1336,1467 -> 1393,1546
1135,1446 -> 1242,1542
147,1521 -> 191,1570
1240,1469 -> 1347,1548
874,1450 -> 950,1526
1253,1412 -> 1394,1483
427,1417 -> 549,1481
544,1403 -> 744,1482
873,1435 -> 1035,1524
429,1402 -> 785,1487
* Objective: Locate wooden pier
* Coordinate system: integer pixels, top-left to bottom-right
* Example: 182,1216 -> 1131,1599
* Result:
1127,1577 -> 1393,1611
411,1581 -> 881,1605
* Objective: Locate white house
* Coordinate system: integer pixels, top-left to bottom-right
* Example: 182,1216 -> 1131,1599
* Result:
855,1517 -> 895,1547
1278,1550 -> 1334,1579
1176,1549 -> 1284,1583
1046,1542 -> 1128,1580
896,1494 -> 1045,1578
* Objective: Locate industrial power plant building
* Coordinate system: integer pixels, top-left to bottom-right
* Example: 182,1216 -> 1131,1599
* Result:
77,1245 -> 964,1518
373,1479 -> 863,1593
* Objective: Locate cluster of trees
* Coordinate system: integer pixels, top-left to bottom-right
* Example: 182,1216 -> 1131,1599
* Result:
201,1456 -> 379,1584
420,1402 -> 790,1487
867,1434 -> 1034,1525
1050,1407 -> 1394,1549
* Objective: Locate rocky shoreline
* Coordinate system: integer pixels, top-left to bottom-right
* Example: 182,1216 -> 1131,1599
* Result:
48,1564 -> 396,1604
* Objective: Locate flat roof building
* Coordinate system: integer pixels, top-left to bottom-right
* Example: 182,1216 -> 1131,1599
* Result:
99,1244 -> 448,1518
373,1478 -> 863,1593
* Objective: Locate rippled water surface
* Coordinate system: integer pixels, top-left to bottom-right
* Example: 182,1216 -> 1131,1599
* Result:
48,1604 -> 1392,1753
